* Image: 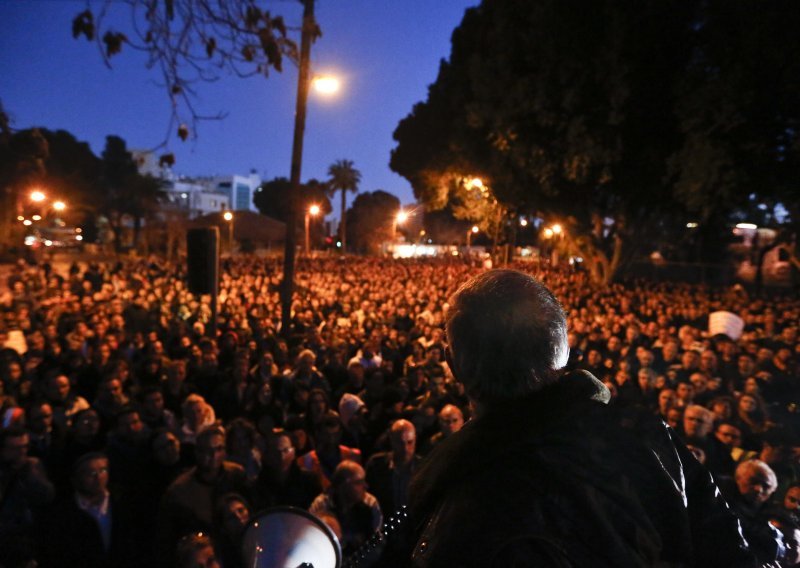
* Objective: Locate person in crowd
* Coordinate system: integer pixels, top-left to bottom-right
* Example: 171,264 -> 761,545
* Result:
174,532 -> 221,568
298,411 -> 361,490
366,418 -> 421,516
179,393 -> 217,447
159,425 -> 249,559
721,459 -> 785,565
43,372 -> 90,429
256,428 -> 321,509
1,426 -> 55,565
309,460 -> 382,556
26,400 -> 66,478
140,387 -> 179,433
38,452 -> 140,567
213,493 -> 250,568
339,392 -> 372,455
405,269 -> 755,565
422,404 -> 465,455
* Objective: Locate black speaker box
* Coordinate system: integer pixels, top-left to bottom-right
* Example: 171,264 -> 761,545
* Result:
187,227 -> 219,295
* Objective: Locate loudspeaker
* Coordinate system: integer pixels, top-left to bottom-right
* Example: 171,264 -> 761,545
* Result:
187,227 -> 219,295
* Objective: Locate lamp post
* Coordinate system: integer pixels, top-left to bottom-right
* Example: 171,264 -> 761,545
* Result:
467,225 -> 479,247
305,204 -> 320,256
223,211 -> 234,254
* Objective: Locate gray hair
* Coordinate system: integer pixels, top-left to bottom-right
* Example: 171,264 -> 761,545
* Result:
445,269 -> 568,402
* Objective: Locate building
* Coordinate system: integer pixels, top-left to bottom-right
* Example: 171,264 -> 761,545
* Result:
213,171 -> 261,212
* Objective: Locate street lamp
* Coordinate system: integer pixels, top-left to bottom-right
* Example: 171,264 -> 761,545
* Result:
53,201 -> 66,212
305,204 -> 320,256
394,210 -> 409,241
312,75 -> 341,96
223,211 -> 234,254
467,225 -> 479,247
30,190 -> 46,203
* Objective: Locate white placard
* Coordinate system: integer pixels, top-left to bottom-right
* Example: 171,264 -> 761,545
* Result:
5,329 -> 27,355
709,311 -> 744,341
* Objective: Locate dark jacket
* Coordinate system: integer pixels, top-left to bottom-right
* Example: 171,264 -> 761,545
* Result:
407,371 -> 755,567
37,493 -> 141,568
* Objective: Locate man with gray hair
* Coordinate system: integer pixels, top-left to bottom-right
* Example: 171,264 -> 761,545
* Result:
406,269 -> 755,566
722,459 -> 785,564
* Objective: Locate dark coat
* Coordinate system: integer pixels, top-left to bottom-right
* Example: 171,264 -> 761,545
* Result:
36,494 -> 141,568
406,371 -> 756,567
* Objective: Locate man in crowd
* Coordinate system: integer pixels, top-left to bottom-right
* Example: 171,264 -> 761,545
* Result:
406,269 -> 755,566
159,425 -> 249,559
38,452 -> 141,567
1,427 -> 55,565
422,404 -> 464,454
722,460 -> 785,564
366,418 -> 421,515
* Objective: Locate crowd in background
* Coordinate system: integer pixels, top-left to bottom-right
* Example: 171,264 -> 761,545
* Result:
0,255 -> 798,567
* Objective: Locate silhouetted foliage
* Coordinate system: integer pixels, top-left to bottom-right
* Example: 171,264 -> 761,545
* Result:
391,0 -> 800,281
346,190 -> 400,255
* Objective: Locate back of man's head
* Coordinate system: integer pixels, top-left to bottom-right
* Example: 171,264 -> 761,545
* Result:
446,269 -> 568,403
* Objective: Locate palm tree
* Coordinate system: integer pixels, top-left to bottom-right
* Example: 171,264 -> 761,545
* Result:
327,159 -> 361,253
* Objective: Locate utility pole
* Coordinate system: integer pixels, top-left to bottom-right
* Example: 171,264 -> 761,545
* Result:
280,0 -> 315,339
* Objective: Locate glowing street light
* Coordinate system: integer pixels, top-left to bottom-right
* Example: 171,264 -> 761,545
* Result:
30,190 -> 46,202
53,201 -> 66,212
393,210 -> 409,241
551,223 -> 562,235
32,215 -> 42,222
520,218 -> 529,227
467,225 -> 479,247
543,227 -> 554,239
312,75 -> 341,96
305,204 -> 321,256
223,211 -> 234,254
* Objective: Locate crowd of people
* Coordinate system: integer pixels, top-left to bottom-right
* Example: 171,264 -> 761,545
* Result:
0,254 -> 798,567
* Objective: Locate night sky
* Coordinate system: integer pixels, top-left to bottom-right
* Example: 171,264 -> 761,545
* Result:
1,0 -> 478,219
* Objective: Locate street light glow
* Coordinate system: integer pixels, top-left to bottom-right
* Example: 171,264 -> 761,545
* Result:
396,211 -> 409,224
32,214 -> 42,221
551,224 -> 562,235
223,211 -> 233,222
686,222 -> 698,228
469,178 -> 484,189
735,222 -> 757,230
309,204 -> 321,216
520,218 -> 528,227
312,75 -> 341,96
30,190 -> 46,202
471,225 -> 479,233
23,220 -> 32,226
53,201 -> 66,211
17,216 -> 24,222
543,228 -> 553,238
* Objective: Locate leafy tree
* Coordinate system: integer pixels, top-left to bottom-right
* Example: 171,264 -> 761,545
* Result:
72,0 -> 302,150
391,0 -> 800,283
346,190 -> 400,255
253,177 -> 331,222
327,159 -> 361,253
101,135 -> 165,251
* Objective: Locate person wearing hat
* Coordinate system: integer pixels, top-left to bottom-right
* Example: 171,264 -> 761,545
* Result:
339,393 -> 373,456
404,269 -> 755,566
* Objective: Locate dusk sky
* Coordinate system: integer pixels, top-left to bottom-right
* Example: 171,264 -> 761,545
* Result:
1,0 -> 478,219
